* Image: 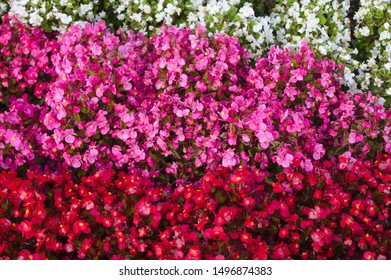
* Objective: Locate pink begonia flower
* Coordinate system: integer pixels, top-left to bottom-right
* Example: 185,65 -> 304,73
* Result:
63,58 -> 72,74
52,129 -> 64,150
320,72 -> 332,89
301,159 -> 314,172
64,129 -> 75,144
241,134 -> 250,143
179,74 -> 188,88
175,108 -> 190,118
348,130 -> 357,144
0,30 -> 11,45
192,100 -> 204,112
289,68 -> 306,83
222,149 -> 237,168
155,80 -> 165,90
220,107 -> 229,120
90,42 -> 102,56
276,149 -> 294,168
96,84 -> 105,97
71,155 -> 82,168
228,132 -> 236,145
111,145 -> 122,157
56,104 -> 67,120
53,88 -> 64,103
85,121 -> 97,137
103,33 -> 117,50
121,76 -> 132,91
313,143 -> 325,160
87,148 -> 99,164
5,130 -> 21,149
240,151 -> 249,162
257,130 -> 274,149
196,81 -> 207,92
196,55 -> 208,71
166,162 -> 178,175
166,59 -> 177,72
43,112 -> 61,130
133,145 -> 145,162
176,128 -> 185,142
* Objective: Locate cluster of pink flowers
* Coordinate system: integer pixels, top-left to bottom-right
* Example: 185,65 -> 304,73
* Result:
1,16 -> 391,259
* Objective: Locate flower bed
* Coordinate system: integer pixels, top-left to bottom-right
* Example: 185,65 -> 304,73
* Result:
0,13 -> 391,260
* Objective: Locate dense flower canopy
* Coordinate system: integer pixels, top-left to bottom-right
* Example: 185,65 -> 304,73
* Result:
0,2 -> 391,260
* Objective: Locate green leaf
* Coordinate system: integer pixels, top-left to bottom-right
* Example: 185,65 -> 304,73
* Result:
227,6 -> 238,19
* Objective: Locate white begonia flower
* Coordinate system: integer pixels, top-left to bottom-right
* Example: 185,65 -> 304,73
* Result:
155,12 -> 165,22
374,77 -> 384,87
28,10 -> 43,26
379,30 -> 391,40
253,22 -> 263,33
238,5 -> 254,18
386,88 -> 391,96
79,4 -> 93,17
11,4 -> 28,19
187,12 -> 198,23
132,13 -> 142,23
143,5 -> 151,14
318,45 -> 327,55
220,0 -> 231,12
0,3 -> 7,13
165,17 -> 173,25
384,62 -> 391,70
60,0 -> 68,7
60,14 -> 72,25
367,58 -> 377,68
359,26 -> 370,36
306,13 -> 320,32
165,3 -> 176,15
229,0 -> 241,5
208,0 -> 219,15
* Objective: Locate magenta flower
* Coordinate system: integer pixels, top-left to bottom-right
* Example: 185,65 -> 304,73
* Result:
195,55 -> 208,71
71,155 -> 82,168
85,122 -> 97,137
87,148 -> 99,164
257,130 -> 274,149
220,107 -> 229,120
166,162 -> 178,175
301,159 -> 314,172
5,130 -> 21,149
175,108 -> 190,118
222,149 -> 237,168
64,129 -> 76,144
276,149 -> 294,168
289,68 -> 306,83
313,143 -> 325,160
196,81 -> 207,92
179,74 -> 188,88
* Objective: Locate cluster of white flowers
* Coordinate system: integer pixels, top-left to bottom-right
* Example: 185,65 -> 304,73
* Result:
6,0 -> 102,32
0,2 -> 8,16
353,0 -> 391,102
269,0 -> 353,63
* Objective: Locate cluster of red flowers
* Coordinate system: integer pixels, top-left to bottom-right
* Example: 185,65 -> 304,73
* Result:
0,153 -> 390,260
0,15 -> 391,259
